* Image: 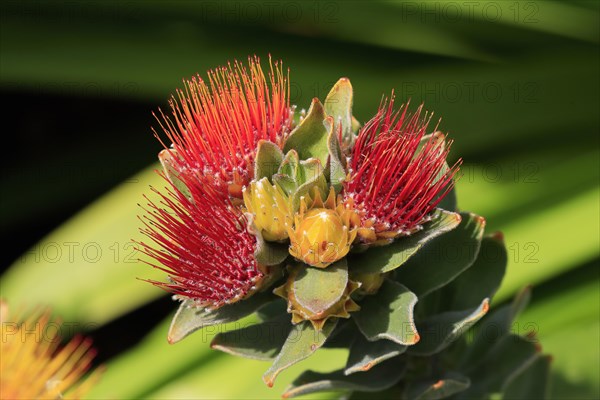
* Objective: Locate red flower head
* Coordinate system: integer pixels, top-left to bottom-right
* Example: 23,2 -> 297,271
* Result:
344,95 -> 461,244
155,55 -> 293,198
138,175 -> 263,309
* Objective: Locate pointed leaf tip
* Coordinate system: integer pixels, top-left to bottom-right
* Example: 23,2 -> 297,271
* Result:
168,293 -> 272,344
262,319 -> 337,387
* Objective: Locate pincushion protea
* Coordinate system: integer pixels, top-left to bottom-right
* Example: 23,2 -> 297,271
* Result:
139,58 -> 550,400
344,96 -> 461,245
155,55 -> 293,198
0,301 -> 101,399
138,175 -> 264,309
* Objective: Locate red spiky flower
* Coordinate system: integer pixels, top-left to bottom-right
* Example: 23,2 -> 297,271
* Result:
155,55 -> 293,198
138,175 -> 263,309
344,95 -> 461,244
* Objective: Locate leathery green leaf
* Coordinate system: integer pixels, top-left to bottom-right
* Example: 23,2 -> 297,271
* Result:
437,234 -> 506,312
283,358 -> 406,399
457,334 -> 539,399
254,233 -> 289,266
460,286 -> 531,367
405,372 -> 470,400
395,212 -> 486,297
211,315 -> 291,361
348,209 -> 461,274
255,140 -> 284,182
345,333 -> 406,375
292,260 -> 348,317
283,98 -> 329,166
353,280 -> 419,345
408,298 -> 489,356
168,292 -> 274,344
503,354 -> 551,399
263,319 -> 337,387
324,116 -> 347,194
324,77 -> 354,146
292,158 -> 327,212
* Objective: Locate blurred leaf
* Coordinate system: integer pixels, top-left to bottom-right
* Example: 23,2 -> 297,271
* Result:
144,348 -> 346,400
86,313 -> 251,399
516,270 -> 600,399
503,354 -> 551,399
457,335 -> 538,399
0,166 -> 165,324
283,358 -> 406,399
460,287 -> 531,367
494,186 -> 600,301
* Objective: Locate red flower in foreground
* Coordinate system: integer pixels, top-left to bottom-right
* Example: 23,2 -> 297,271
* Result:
138,176 -> 263,308
155,55 -> 293,198
344,96 -> 461,244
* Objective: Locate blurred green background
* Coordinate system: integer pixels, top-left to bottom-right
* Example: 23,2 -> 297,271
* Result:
1,1 -> 598,399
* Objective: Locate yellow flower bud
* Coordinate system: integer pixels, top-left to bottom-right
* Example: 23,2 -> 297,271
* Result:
243,178 -> 292,242
287,188 -> 358,268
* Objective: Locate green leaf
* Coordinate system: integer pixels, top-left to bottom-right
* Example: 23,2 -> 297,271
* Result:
0,166 -> 166,325
278,149 -> 300,180
345,333 -> 406,375
324,116 -> 347,194
460,286 -> 531,367
353,280 -> 419,345
324,77 -> 354,146
158,148 -> 191,199
436,234 -> 506,312
457,334 -> 539,399
167,292 -> 273,344
395,212 -> 486,297
254,234 -> 289,266
408,298 -> 489,356
263,319 -> 337,387
292,260 -> 348,317
348,209 -> 461,274
256,299 -> 288,322
503,354 -> 551,399
283,98 -> 329,166
273,148 -> 328,211
282,358 -> 406,398
255,140 -> 284,182
323,320 -> 356,349
211,315 -> 291,361
292,158 -> 328,211
515,268 -> 599,398
405,372 -> 470,400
